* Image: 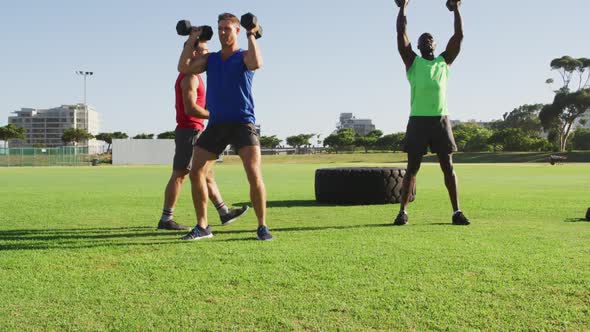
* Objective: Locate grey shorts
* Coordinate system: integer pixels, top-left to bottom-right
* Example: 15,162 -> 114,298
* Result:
403,116 -> 458,156
173,128 -> 201,170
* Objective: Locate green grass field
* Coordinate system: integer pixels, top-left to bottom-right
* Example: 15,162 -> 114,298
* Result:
1,158 -> 589,330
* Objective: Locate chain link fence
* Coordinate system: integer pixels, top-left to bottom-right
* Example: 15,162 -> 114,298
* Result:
0,146 -> 95,167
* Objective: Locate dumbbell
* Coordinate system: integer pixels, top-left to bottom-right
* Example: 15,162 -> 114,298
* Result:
446,0 -> 461,11
394,0 -> 410,7
240,13 -> 263,39
176,20 -> 214,41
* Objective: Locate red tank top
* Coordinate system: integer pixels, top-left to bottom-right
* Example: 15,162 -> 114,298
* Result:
175,73 -> 206,130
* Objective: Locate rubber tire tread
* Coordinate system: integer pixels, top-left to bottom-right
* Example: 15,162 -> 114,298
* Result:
314,167 -> 416,205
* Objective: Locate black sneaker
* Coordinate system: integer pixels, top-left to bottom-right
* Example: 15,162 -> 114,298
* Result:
179,225 -> 213,241
256,225 -> 273,241
393,211 -> 408,226
157,219 -> 191,231
220,206 -> 249,226
452,211 -> 471,225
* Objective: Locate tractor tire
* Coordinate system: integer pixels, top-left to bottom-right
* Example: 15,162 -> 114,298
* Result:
314,167 -> 416,205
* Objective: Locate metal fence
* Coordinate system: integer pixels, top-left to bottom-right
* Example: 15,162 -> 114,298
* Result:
0,146 -> 94,167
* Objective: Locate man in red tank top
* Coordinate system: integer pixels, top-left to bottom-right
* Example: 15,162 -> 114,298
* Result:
157,40 -> 248,231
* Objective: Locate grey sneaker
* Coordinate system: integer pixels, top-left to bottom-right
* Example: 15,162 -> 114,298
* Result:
180,225 -> 213,241
393,211 -> 408,226
221,206 -> 249,226
157,219 -> 191,231
256,225 -> 273,241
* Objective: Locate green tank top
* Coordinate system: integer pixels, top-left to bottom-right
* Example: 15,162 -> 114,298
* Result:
407,55 -> 449,116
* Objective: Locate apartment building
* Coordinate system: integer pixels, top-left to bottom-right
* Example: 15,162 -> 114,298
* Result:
336,113 -> 376,136
8,104 -> 100,150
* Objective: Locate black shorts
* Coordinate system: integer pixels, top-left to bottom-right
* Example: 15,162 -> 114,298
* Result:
172,128 -> 201,170
196,123 -> 260,156
403,116 -> 457,156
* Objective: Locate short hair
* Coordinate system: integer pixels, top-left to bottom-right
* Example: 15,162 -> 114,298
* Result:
218,13 -> 240,26
418,33 -> 434,44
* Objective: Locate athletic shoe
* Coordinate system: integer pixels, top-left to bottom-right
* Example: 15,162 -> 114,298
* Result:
221,206 -> 249,226
179,225 -> 213,241
157,219 -> 191,231
393,211 -> 408,226
256,225 -> 273,241
452,211 -> 471,225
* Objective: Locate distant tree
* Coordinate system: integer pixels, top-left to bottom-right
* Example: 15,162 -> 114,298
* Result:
490,104 -> 544,136
322,134 -> 339,153
95,133 -> 112,152
540,56 -> 590,151
133,133 -> 154,139
112,132 -> 129,140
336,129 -> 355,146
488,128 -> 550,152
95,132 -> 129,153
366,130 -> 383,138
572,128 -> 590,150
354,130 -> 382,153
323,129 -> 355,153
376,133 -> 405,152
259,135 -> 282,149
286,134 -> 314,153
453,123 -> 494,152
540,89 -> 590,151
62,128 -> 94,146
0,124 -> 26,149
157,131 -> 176,139
546,56 -> 590,93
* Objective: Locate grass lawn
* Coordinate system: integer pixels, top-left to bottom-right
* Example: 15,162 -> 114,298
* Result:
1,160 -> 589,330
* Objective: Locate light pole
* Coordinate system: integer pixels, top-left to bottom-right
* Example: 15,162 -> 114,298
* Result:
75,71 -> 93,149
75,70 -> 93,107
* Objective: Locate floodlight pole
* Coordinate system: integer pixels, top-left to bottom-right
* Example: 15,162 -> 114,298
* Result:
75,70 -> 94,109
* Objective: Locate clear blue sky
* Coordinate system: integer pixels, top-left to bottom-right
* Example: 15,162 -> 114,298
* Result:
1,0 -> 588,140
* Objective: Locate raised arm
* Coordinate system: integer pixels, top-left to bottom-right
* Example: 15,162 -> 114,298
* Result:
397,0 -> 416,71
177,29 -> 210,74
441,3 -> 464,66
243,27 -> 263,71
181,75 -> 209,119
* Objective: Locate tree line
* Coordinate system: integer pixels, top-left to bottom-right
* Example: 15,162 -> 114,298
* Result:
2,56 -> 588,153
262,55 -> 590,153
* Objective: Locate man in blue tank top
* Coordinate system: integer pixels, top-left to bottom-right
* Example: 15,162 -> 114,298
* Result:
178,12 -> 273,241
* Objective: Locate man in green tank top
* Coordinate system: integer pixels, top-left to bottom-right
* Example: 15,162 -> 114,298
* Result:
393,0 -> 470,226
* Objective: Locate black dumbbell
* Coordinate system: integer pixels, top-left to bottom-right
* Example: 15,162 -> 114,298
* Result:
446,0 -> 461,11
240,13 -> 263,39
394,0 -> 409,7
176,20 -> 213,41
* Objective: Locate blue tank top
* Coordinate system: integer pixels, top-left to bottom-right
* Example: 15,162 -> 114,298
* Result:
206,50 -> 256,124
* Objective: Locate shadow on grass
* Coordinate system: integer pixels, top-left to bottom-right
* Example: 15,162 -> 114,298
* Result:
0,223 -> 398,250
564,218 -> 589,222
216,223 -> 392,241
232,200 -> 394,208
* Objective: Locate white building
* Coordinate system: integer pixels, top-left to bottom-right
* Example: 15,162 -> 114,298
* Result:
8,104 -> 101,152
336,113 -> 376,136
